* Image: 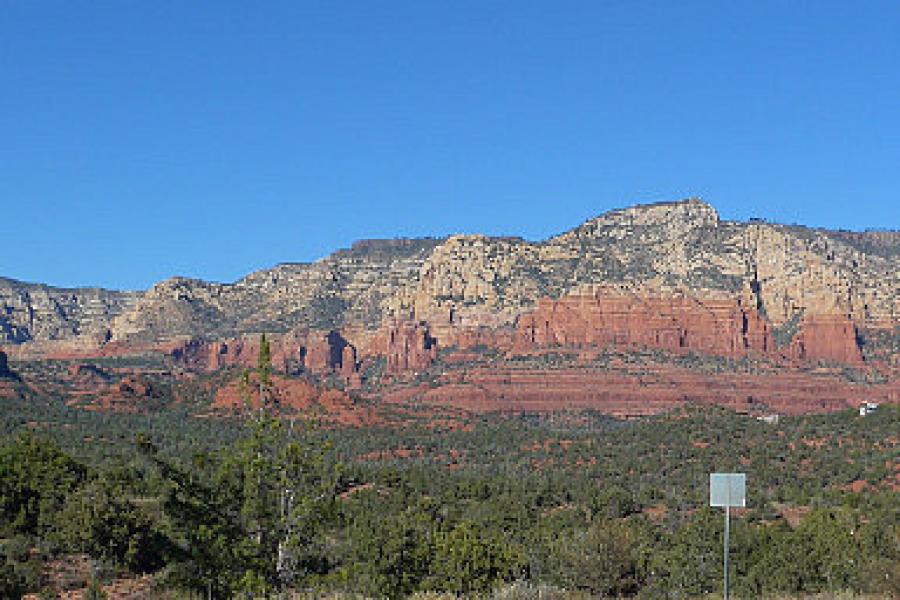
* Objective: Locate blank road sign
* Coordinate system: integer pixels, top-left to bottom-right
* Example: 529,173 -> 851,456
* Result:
710,473 -> 746,507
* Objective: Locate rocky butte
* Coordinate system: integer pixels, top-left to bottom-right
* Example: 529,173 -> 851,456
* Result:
1,199 -> 898,417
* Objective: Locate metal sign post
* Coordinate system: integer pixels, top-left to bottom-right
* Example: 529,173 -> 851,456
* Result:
710,473 -> 746,600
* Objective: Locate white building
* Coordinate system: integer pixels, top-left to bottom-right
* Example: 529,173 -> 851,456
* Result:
859,402 -> 879,416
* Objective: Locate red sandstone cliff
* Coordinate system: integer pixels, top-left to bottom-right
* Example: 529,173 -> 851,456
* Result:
513,290 -> 773,358
384,321 -> 438,375
789,314 -> 863,364
363,288 -> 872,401
169,330 -> 360,378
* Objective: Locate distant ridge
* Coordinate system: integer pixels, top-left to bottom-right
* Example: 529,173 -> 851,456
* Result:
1,199 -> 897,346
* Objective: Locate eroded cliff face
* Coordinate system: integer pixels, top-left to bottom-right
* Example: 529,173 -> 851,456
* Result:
168,329 -> 359,379
740,224 -> 897,327
788,314 -> 863,364
101,239 -> 443,344
514,289 -> 772,357
384,321 -> 438,375
2,199 -> 897,373
383,199 -> 898,340
509,288 -> 872,366
0,277 -> 138,344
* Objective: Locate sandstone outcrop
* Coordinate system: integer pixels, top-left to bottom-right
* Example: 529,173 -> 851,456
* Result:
87,375 -> 167,412
514,289 -> 772,358
385,321 -> 438,375
169,330 -> 360,379
789,314 -> 863,364
170,335 -> 303,372
341,344 -> 357,378
304,331 -> 353,375
213,374 -> 376,426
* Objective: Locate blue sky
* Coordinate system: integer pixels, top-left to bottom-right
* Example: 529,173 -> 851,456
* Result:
2,1 -> 898,290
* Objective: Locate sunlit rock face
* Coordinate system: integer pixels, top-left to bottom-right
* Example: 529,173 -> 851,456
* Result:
1,199 -> 896,376
514,290 -> 773,357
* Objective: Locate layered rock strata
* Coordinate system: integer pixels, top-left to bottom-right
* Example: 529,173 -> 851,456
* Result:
0,277 -> 137,344
389,366 -> 899,417
510,289 -> 866,366
2,199 -> 897,420
3,199 -> 897,350
168,330 -> 360,379
515,290 -> 772,357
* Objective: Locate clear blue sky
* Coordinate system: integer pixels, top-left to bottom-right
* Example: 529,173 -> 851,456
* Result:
3,1 -> 898,290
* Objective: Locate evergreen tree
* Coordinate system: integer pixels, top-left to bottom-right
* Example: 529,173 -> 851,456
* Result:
258,333 -> 273,409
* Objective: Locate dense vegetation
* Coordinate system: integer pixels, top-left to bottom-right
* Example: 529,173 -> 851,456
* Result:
0,346 -> 897,598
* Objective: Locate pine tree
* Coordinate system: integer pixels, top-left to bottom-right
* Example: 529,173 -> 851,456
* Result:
257,333 -> 272,410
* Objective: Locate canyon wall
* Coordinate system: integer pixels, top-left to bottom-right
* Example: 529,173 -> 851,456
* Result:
789,314 -> 864,364
168,330 -> 360,379
509,289 -> 865,366
514,290 -> 771,357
